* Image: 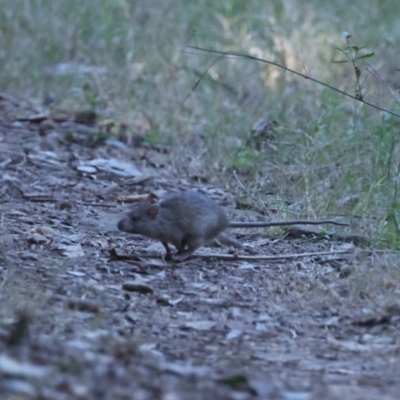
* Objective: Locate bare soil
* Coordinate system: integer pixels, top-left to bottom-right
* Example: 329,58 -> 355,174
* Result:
0,104 -> 399,400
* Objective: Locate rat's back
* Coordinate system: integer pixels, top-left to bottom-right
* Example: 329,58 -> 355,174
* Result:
160,191 -> 229,241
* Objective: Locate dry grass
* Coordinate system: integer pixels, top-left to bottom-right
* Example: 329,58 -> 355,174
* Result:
300,251 -> 400,310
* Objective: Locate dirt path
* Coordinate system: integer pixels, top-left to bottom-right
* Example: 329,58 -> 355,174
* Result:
0,113 -> 399,399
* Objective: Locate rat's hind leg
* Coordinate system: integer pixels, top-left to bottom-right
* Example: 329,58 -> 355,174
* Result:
162,242 -> 173,261
171,237 -> 205,263
162,237 -> 190,263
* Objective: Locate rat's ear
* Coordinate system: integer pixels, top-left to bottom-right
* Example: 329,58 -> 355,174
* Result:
146,204 -> 159,218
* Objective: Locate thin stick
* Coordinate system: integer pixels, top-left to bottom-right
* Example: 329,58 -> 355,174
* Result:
178,50 -> 231,109
109,248 -> 352,263
185,47 -> 400,119
195,249 -> 352,261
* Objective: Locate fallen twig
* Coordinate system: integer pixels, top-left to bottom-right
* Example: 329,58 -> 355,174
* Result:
194,249 -> 353,261
109,248 -> 352,263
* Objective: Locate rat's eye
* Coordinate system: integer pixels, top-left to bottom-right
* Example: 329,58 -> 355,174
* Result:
131,216 -> 140,222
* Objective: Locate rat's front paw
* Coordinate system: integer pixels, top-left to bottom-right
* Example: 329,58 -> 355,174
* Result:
171,252 -> 192,263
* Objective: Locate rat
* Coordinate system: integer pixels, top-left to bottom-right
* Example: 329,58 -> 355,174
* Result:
117,191 -> 347,262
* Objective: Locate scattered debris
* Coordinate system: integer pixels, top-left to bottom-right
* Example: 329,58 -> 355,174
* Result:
0,116 -> 399,400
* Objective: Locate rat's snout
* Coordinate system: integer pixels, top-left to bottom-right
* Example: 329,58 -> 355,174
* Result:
117,218 -> 125,231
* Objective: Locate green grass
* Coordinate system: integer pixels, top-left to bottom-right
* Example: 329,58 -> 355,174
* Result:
2,0 -> 400,246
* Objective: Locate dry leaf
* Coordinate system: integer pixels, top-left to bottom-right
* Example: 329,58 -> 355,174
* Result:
36,225 -> 55,238
66,270 -> 86,277
181,321 -> 216,331
0,355 -> 52,378
82,158 -> 142,177
58,243 -> 85,258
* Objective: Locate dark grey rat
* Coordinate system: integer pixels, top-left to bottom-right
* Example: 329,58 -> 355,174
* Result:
117,191 -> 347,262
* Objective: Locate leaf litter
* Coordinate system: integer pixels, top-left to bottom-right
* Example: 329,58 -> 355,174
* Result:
0,115 -> 400,399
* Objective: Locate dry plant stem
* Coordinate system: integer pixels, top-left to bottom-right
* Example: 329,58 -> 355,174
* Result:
186,47 -> 400,119
366,64 -> 400,108
232,170 -> 246,191
79,202 -> 117,208
178,50 -> 231,108
394,210 -> 400,235
111,249 -> 352,262
193,249 -> 352,261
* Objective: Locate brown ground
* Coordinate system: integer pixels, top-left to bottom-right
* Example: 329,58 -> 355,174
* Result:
1,104 -> 400,400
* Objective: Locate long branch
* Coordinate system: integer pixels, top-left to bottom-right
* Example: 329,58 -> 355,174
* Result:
186,46 -> 400,119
